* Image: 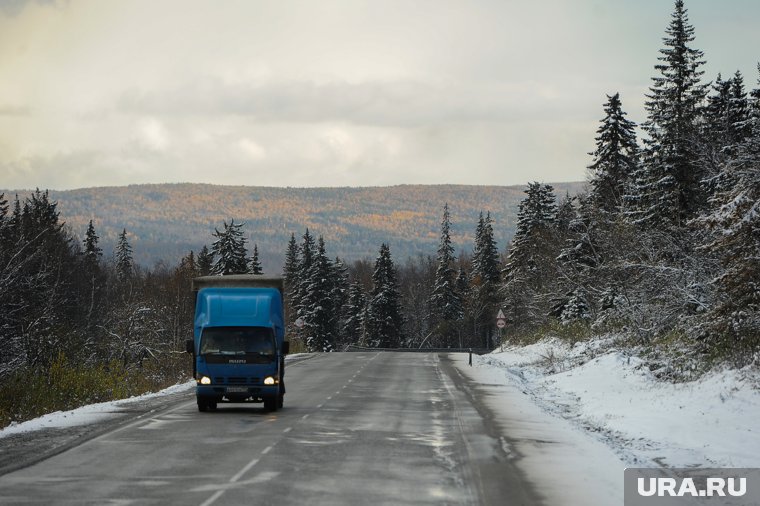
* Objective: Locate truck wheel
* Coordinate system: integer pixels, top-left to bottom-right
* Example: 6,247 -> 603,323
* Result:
278,392 -> 284,409
197,398 -> 208,412
264,396 -> 278,412
208,400 -> 218,411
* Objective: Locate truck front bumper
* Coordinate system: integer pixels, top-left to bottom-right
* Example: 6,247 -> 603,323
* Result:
196,384 -> 279,400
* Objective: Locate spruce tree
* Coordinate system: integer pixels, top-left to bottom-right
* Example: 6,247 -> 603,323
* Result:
295,229 -> 316,324
302,236 -> 335,352
365,243 -> 404,348
698,112 -> 760,360
588,93 -> 639,214
502,183 -> 559,330
632,0 -> 708,226
248,244 -> 263,275
210,219 -> 248,275
331,257 -> 350,345
342,281 -> 367,345
282,233 -> 300,326
115,228 -> 134,282
503,182 -> 557,279
428,203 -> 462,346
83,220 -> 102,268
197,245 -> 213,276
470,211 -> 501,347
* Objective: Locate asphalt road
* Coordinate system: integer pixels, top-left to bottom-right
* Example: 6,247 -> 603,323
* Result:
0,352 -> 541,505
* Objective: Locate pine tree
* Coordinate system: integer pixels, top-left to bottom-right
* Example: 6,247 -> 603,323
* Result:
503,182 -> 557,279
83,220 -> 102,268
115,228 -> 134,282
698,112 -> 760,360
342,281 -> 367,345
588,93 -> 639,214
560,288 -> 592,324
302,236 -> 335,352
197,245 -> 213,276
295,229 -> 316,324
248,244 -> 263,275
502,183 -> 560,330
632,0 -> 708,226
365,243 -> 404,348
210,219 -> 248,275
470,211 -> 501,348
428,203 -> 462,345
283,233 -> 299,295
331,257 -> 350,345
282,233 -> 300,326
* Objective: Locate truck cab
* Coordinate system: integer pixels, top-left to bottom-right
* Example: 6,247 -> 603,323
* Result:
187,276 -> 289,412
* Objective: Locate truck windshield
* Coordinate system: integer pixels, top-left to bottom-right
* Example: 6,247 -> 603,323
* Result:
200,326 -> 275,356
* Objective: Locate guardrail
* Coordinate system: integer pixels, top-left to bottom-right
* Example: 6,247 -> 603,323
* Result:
343,345 -> 491,355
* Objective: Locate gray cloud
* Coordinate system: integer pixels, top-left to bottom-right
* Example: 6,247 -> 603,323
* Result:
0,0 -> 60,17
116,78 -> 602,128
0,104 -> 31,116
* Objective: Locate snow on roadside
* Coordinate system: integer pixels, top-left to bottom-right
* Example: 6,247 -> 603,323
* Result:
0,353 -> 310,439
0,381 -> 195,439
469,337 -> 760,468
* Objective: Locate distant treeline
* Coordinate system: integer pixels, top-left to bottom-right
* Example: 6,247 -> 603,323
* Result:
1,182 -> 583,271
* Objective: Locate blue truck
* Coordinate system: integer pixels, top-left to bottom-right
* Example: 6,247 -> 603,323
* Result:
185,275 -> 289,412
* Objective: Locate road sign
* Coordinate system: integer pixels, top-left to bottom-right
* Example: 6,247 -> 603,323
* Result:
496,309 -> 506,320
295,317 -> 305,328
496,319 -> 506,329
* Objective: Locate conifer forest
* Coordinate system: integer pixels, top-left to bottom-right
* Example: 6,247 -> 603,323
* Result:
1,0 -> 758,427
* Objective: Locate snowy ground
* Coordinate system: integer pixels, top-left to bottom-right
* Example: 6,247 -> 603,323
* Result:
0,381 -> 196,439
453,337 -> 760,505
0,353 -> 314,440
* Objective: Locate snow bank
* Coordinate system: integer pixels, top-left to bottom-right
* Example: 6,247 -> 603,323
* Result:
473,338 -> 760,468
0,381 -> 195,439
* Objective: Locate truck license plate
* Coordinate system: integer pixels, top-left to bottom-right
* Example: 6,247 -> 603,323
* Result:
226,386 -> 248,393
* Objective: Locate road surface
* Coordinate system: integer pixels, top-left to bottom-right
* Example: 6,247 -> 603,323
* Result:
0,352 -> 541,505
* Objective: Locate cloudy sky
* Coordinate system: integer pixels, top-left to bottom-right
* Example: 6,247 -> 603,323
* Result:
1,0 -> 758,190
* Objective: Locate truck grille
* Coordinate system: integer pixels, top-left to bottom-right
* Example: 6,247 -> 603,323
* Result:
214,377 -> 261,385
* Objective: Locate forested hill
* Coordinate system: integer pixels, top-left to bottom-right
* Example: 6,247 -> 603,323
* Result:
5,183 -> 584,269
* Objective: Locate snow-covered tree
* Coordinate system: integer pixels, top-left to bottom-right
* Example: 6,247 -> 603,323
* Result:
428,203 -> 462,345
503,182 -> 557,279
210,220 -> 248,275
629,0 -> 708,227
282,233 -> 300,326
365,243 -> 404,348
197,245 -> 213,277
248,244 -> 263,275
342,281 -> 367,345
83,220 -> 102,268
470,211 -> 501,347
698,77 -> 760,361
331,257 -> 350,345
115,228 -> 134,282
560,288 -> 592,325
302,236 -> 336,352
588,93 -> 639,214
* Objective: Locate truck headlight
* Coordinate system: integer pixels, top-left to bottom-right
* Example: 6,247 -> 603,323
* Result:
199,376 -> 211,385
263,376 -> 276,385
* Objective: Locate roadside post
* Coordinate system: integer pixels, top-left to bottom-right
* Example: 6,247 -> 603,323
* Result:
469,348 -> 472,366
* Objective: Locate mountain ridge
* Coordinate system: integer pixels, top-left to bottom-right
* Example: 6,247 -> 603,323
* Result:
2,182 -> 586,270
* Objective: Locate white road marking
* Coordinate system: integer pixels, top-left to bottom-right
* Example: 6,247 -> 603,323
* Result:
199,490 -> 224,506
229,457 -> 260,483
284,427 -> 292,433
302,414 -> 310,420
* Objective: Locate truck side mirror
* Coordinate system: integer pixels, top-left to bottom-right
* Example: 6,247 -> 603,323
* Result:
282,341 -> 290,355
185,339 -> 194,354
